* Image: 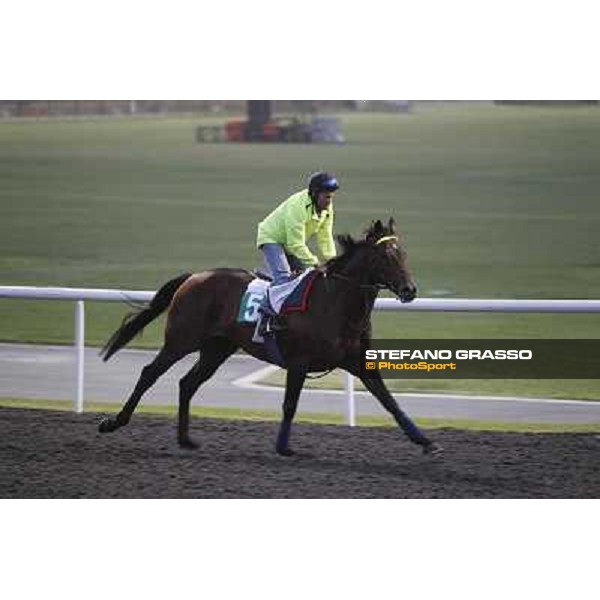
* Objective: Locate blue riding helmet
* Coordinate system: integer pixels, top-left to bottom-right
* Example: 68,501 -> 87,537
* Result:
308,171 -> 339,200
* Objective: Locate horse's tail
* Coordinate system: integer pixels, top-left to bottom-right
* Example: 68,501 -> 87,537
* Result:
100,273 -> 192,362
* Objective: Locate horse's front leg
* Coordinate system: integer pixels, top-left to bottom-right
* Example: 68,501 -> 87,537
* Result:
275,364 -> 308,456
342,358 -> 442,455
362,372 -> 442,454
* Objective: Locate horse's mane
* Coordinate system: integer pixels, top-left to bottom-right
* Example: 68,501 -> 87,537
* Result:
324,234 -> 362,273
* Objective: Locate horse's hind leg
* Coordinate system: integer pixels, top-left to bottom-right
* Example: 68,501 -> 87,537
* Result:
177,338 -> 238,448
99,347 -> 183,433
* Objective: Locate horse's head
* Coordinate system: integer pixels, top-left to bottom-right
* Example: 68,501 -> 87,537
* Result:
363,218 -> 417,303
331,218 -> 417,302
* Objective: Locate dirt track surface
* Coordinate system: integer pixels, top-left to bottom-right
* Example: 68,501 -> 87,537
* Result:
1,407 -> 599,498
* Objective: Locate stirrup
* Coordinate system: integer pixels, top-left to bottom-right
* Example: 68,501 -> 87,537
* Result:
270,314 -> 287,332
258,313 -> 273,337
258,313 -> 286,337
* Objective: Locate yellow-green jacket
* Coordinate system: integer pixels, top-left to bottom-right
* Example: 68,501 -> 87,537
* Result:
256,189 -> 336,267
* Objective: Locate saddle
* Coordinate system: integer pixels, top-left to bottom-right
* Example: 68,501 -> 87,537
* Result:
238,269 -> 320,325
238,270 -> 322,366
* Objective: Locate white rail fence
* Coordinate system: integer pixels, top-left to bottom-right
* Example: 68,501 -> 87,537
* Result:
2,285 -> 600,423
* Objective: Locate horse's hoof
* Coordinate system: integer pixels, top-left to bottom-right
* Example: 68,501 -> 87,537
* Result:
178,438 -> 199,450
423,442 -> 444,456
276,446 -> 295,457
98,418 -> 118,433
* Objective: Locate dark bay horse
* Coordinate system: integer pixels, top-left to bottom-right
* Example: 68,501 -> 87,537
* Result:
98,218 -> 442,456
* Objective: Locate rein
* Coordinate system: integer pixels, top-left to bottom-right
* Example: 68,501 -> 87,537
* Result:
327,271 -> 381,291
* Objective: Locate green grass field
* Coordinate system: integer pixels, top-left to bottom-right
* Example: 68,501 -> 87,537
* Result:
1,103 -> 599,399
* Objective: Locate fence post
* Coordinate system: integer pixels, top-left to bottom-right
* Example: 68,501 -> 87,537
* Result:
74,300 -> 85,413
344,371 -> 356,427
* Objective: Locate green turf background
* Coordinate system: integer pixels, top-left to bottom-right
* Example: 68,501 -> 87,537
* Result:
1,103 -> 599,399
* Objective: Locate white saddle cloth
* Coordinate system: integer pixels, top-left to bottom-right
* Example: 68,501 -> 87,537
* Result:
240,269 -> 314,324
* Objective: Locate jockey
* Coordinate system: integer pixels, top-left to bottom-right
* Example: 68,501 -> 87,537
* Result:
257,171 -> 339,285
255,171 -> 339,335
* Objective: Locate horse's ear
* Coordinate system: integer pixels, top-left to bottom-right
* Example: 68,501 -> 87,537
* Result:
365,219 -> 385,242
373,219 -> 385,236
388,217 -> 396,233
